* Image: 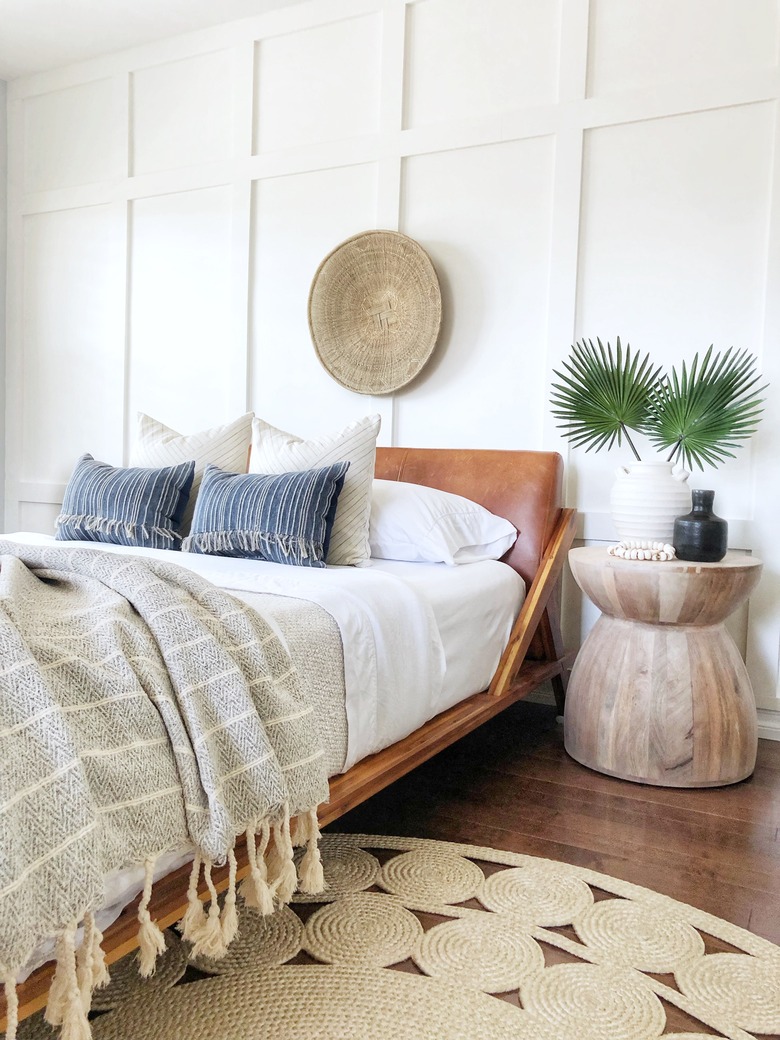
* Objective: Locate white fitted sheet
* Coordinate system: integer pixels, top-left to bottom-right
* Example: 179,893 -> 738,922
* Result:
364,557 -> 525,711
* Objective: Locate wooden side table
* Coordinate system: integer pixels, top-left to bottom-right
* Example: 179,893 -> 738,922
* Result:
564,546 -> 762,787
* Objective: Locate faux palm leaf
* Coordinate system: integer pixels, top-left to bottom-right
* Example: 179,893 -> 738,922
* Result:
644,346 -> 767,470
550,337 -> 662,461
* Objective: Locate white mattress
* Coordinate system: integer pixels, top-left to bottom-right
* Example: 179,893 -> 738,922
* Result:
3,534 -> 524,978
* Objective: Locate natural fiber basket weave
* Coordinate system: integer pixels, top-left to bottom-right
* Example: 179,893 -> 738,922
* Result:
308,230 -> 442,395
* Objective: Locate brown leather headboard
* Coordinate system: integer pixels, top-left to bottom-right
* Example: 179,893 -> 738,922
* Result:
374,447 -> 564,588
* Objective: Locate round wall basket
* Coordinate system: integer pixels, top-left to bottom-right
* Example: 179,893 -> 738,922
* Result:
308,230 -> 442,395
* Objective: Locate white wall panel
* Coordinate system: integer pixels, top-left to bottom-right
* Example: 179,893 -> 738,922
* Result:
575,103 -> 775,519
250,163 -> 391,438
6,0 -> 780,711
18,502 -> 60,533
23,78 -> 125,192
254,15 -> 382,153
397,137 -> 555,448
404,0 -> 560,129
129,187 -> 237,436
588,0 -> 778,97
132,50 -> 236,175
21,205 -> 125,482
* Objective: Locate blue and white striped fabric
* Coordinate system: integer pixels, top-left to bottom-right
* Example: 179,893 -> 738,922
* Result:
184,462 -> 350,567
55,453 -> 195,549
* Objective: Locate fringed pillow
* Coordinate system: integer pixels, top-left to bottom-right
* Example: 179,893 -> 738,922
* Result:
55,453 -> 195,549
249,414 -> 380,566
183,462 -> 349,566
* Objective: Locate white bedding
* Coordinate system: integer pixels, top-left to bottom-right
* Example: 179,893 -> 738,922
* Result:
3,532 -> 524,979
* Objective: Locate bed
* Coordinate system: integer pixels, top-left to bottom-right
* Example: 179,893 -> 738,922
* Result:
0,445 -> 576,1031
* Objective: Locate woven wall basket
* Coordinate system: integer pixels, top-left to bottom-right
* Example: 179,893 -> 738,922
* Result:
308,230 -> 442,395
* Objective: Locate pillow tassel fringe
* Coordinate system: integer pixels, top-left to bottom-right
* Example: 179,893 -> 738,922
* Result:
55,514 -> 176,545
239,821 -> 274,915
183,529 -> 321,567
137,857 -> 167,977
1,965 -> 19,1040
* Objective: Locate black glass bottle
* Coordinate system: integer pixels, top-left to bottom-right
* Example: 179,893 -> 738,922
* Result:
673,489 -> 728,562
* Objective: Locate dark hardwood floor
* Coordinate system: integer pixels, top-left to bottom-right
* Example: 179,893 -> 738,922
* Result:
332,699 -> 780,947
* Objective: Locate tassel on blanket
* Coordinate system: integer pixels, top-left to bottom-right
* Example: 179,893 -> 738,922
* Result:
1,965 -> 19,1040
267,810 -> 298,904
180,853 -> 208,944
239,821 -> 274,915
137,858 -> 167,977
188,861 -> 227,961
76,912 -> 110,1012
45,920 -> 91,1039
220,848 -> 239,947
297,808 -> 325,895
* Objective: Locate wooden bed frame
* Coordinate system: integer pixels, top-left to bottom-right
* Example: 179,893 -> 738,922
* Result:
1,446 -> 576,1029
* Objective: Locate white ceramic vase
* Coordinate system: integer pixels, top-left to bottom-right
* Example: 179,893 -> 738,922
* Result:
610,460 -> 692,543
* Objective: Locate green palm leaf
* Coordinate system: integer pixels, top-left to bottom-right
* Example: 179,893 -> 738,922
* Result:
644,346 -> 767,470
550,338 -> 662,461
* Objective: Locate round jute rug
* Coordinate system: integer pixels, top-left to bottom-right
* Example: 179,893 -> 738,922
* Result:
17,834 -> 780,1040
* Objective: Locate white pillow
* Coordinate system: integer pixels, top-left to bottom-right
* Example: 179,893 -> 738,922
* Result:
129,412 -> 253,533
369,479 -> 517,565
249,414 -> 380,566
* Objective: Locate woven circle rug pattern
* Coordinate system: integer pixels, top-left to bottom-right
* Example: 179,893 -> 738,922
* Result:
16,834 -> 780,1040
308,230 -> 442,395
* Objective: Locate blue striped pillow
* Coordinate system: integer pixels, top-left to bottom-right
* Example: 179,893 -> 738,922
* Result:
183,462 -> 349,567
55,453 -> 195,549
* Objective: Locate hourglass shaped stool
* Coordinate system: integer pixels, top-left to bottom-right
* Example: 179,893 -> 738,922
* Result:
564,546 -> 762,787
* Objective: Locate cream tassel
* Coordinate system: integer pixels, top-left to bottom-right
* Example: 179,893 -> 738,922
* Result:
76,911 -> 109,1011
239,821 -> 274,915
189,861 -> 228,961
268,811 -> 297,904
297,809 -> 325,895
220,847 -> 239,948
45,920 -> 92,1039
2,965 -> 19,1040
180,852 -> 208,943
137,857 -> 166,977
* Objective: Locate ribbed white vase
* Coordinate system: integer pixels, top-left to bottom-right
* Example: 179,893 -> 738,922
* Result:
610,461 -> 692,542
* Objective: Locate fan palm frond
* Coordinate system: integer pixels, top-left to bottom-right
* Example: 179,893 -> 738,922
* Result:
644,346 -> 767,470
550,337 -> 662,461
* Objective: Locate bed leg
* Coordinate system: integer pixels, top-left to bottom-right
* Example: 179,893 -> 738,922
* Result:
537,598 -> 568,715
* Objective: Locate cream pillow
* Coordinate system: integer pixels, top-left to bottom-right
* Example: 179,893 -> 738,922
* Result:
130,412 -> 253,533
249,414 -> 381,566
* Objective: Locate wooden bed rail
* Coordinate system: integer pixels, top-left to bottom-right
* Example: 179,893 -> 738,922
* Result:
1,505 -> 577,1031
489,506 -> 577,703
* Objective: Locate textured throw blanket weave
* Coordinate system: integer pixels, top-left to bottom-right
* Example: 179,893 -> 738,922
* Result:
0,541 -> 329,997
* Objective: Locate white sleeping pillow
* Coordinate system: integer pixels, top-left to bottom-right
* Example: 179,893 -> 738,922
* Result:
369,480 -> 517,565
249,414 -> 381,566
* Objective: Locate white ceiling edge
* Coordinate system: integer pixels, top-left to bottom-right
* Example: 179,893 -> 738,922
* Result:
0,0 -> 310,79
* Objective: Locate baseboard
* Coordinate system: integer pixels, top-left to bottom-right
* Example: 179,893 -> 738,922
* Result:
757,708 -> 780,742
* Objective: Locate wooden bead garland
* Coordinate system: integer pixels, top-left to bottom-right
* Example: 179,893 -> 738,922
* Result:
607,540 -> 676,562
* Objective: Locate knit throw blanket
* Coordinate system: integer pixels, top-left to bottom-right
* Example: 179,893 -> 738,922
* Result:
0,541 -> 330,1038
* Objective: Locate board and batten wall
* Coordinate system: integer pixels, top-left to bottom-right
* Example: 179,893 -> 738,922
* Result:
4,0 -> 780,733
